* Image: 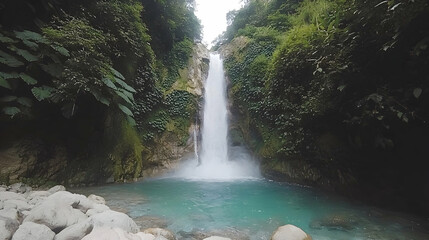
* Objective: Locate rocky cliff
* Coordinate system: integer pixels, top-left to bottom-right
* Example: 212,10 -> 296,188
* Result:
0,43 -> 210,186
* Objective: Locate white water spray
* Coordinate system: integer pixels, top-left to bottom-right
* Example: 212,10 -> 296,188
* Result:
174,54 -> 260,180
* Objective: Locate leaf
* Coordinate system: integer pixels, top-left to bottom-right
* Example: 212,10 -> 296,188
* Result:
51,44 -> 70,57
110,67 -> 125,80
413,88 -> 422,99
337,85 -> 346,92
22,40 -> 38,50
0,35 -> 16,43
40,63 -> 63,78
397,112 -> 403,119
2,107 -> 21,117
19,73 -> 37,85
0,50 -> 24,67
389,2 -> 402,11
118,88 -> 135,101
118,103 -> 134,117
14,30 -> 48,44
367,93 -> 383,103
0,72 -> 20,79
0,77 -> 12,89
126,115 -> 136,127
91,90 -> 110,106
31,86 -> 54,101
102,77 -> 117,90
17,97 -> 33,107
0,96 -> 18,102
115,90 -> 134,105
13,48 -> 39,62
115,78 -> 136,93
374,1 -> 388,8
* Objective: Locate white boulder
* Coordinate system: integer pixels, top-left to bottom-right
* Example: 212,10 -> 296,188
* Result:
135,233 -> 155,240
271,224 -> 312,240
0,208 -> 19,221
88,194 -> 106,205
3,199 -> 32,212
48,185 -> 66,194
46,191 -> 95,213
12,222 -> 55,240
82,227 -> 140,240
24,200 -> 87,232
85,204 -> 110,217
143,228 -> 174,240
7,183 -> 32,194
26,191 -> 51,206
0,216 -> 20,240
55,219 -> 94,240
90,210 -> 139,233
0,191 -> 26,202
203,237 -> 232,240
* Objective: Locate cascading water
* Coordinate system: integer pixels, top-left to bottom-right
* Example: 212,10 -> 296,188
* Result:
174,53 -> 260,180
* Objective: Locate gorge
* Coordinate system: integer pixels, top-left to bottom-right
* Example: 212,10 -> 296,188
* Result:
1,0 -> 429,239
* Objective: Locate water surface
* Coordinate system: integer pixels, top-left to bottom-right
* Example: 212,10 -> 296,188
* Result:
74,178 -> 429,240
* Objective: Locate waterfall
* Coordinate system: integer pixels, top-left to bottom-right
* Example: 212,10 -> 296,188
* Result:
200,54 -> 228,165
174,53 -> 260,180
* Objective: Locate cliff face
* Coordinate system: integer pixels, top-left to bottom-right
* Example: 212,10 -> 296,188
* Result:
0,43 -> 210,186
142,43 -> 209,178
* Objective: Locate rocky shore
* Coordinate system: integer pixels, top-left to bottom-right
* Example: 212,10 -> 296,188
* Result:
0,183 -> 312,240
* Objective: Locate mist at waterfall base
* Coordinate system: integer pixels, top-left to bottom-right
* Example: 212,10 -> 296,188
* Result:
171,54 -> 260,180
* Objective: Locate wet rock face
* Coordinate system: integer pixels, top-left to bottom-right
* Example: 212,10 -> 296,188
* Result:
144,44 -> 210,178
0,141 -> 67,185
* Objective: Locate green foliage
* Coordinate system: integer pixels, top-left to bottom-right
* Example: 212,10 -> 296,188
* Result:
223,0 -> 429,194
0,0 -> 201,184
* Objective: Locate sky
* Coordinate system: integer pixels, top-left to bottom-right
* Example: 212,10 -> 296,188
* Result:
195,0 -> 243,47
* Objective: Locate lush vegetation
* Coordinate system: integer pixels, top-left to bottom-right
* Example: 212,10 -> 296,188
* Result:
220,0 -> 429,214
0,0 -> 201,185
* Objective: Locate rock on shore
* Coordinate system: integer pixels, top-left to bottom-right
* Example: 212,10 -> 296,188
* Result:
0,184 -> 170,240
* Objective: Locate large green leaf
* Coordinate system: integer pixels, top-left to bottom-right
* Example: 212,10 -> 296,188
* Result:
115,90 -> 134,105
14,30 -> 48,44
0,72 -> 20,79
0,77 -> 12,89
17,97 -> 33,107
31,86 -> 54,101
13,48 -> 39,62
51,44 -> 70,57
110,67 -> 125,80
0,50 -> 24,67
2,107 -> 21,117
115,78 -> 136,93
0,34 -> 16,44
0,96 -> 17,102
91,90 -> 111,106
118,88 -> 135,102
40,63 -> 63,78
118,103 -> 134,117
19,73 -> 37,85
413,88 -> 422,99
22,40 -> 38,50
126,115 -> 136,127
102,77 -> 118,90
